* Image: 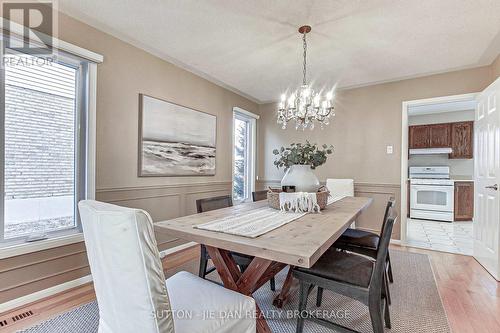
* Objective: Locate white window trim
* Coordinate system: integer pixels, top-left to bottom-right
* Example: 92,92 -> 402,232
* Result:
0,25 -> 101,259
232,107 -> 259,203
0,19 -> 103,63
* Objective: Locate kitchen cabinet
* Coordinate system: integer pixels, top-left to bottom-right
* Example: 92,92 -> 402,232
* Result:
454,181 -> 474,221
450,121 -> 473,159
429,124 -> 451,147
409,123 -> 451,149
408,121 -> 473,159
409,125 -> 430,149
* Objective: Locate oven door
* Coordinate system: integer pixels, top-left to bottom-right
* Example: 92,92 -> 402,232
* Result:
410,184 -> 454,212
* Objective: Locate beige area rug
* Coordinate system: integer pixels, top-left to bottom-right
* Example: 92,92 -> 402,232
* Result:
19,250 -> 450,333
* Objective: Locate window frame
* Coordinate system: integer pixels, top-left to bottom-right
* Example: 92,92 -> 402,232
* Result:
232,107 -> 259,203
0,22 -> 101,258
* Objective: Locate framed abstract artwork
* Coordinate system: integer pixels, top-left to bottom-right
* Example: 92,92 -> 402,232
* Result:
138,94 -> 216,176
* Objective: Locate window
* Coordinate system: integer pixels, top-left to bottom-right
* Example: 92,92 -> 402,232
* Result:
0,50 -> 94,244
232,108 -> 258,203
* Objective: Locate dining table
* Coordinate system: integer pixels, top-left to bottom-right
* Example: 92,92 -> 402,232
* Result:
155,196 -> 373,333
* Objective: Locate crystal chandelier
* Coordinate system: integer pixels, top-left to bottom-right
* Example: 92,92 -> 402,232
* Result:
277,25 -> 335,130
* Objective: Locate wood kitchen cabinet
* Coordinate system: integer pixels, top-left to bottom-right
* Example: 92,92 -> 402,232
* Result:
409,123 -> 451,149
408,121 -> 473,159
454,181 -> 474,221
429,124 -> 451,147
450,121 -> 473,159
409,125 -> 430,148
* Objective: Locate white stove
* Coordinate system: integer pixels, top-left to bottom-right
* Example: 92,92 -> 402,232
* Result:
409,166 -> 454,222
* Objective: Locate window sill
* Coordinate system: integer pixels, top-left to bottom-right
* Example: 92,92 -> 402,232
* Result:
0,232 -> 84,259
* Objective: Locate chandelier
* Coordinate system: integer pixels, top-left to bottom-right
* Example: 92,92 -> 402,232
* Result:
277,25 -> 335,130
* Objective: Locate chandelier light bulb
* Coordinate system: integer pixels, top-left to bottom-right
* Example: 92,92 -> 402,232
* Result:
313,94 -> 320,107
281,94 -> 286,102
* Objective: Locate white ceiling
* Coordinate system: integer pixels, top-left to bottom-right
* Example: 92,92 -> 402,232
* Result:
59,0 -> 500,103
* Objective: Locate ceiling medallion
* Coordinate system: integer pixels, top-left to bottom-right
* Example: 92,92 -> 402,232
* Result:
277,25 -> 335,130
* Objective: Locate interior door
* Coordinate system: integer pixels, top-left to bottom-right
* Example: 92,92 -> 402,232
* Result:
474,77 -> 500,281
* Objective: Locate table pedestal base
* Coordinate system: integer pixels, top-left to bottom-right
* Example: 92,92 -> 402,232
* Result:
205,246 -> 286,333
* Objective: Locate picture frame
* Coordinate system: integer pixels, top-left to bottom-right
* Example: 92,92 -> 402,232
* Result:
138,94 -> 217,177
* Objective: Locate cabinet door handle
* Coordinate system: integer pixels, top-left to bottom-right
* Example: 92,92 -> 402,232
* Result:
485,184 -> 498,191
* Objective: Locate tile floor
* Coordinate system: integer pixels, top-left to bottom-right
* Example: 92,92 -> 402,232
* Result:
406,219 -> 473,255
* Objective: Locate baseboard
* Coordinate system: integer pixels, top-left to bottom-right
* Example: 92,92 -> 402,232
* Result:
0,274 -> 93,314
390,239 -> 402,245
159,241 -> 197,258
0,241 -> 199,314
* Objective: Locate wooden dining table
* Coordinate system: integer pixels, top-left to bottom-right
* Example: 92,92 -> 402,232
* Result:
155,196 -> 373,333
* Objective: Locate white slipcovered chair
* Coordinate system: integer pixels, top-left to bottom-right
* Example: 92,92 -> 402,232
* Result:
78,200 -> 256,333
326,178 -> 355,227
326,178 -> 354,202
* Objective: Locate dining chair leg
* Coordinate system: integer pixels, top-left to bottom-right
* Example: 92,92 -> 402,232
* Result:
384,296 -> 391,329
384,272 -> 392,305
316,287 -> 323,307
382,276 -> 392,328
368,294 -> 384,333
199,245 -> 208,278
296,281 -> 310,333
270,277 -> 276,291
387,252 -> 394,283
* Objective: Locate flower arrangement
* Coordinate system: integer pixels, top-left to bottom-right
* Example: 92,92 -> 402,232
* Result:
273,141 -> 334,170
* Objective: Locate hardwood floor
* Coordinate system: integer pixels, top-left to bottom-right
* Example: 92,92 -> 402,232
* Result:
1,244 -> 499,333
396,245 -> 500,333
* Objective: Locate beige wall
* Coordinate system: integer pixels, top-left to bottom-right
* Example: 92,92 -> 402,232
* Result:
0,12 -> 257,304
256,65 -> 495,239
493,54 -> 500,78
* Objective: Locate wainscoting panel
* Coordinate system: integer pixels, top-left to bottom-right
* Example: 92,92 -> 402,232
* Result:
0,181 -> 232,304
354,183 -> 401,240
256,180 -> 401,239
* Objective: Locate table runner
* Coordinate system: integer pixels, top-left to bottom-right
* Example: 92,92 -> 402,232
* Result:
194,206 -> 306,238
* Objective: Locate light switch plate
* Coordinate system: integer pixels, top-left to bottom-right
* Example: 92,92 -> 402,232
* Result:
386,145 -> 393,154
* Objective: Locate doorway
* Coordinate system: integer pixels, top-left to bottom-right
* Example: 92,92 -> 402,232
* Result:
400,93 -> 477,255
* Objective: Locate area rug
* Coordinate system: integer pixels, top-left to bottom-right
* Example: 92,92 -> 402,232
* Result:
18,250 -> 450,332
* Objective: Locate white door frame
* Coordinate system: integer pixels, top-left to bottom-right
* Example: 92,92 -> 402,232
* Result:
400,93 -> 478,245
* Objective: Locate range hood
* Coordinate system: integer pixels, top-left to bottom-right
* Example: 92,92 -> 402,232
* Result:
409,148 -> 453,155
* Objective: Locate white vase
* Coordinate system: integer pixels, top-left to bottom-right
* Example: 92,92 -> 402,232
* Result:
281,164 -> 320,192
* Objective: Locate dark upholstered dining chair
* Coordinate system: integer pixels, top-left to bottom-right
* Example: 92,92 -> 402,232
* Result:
333,198 -> 395,281
251,190 -> 268,202
321,198 -> 396,307
292,207 -> 398,333
196,195 -> 275,291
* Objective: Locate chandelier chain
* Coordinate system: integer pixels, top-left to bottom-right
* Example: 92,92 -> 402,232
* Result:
302,32 -> 307,86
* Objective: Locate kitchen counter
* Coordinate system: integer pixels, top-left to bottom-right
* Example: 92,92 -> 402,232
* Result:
451,176 -> 474,182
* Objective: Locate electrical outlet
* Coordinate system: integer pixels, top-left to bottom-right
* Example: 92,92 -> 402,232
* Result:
386,145 -> 393,154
